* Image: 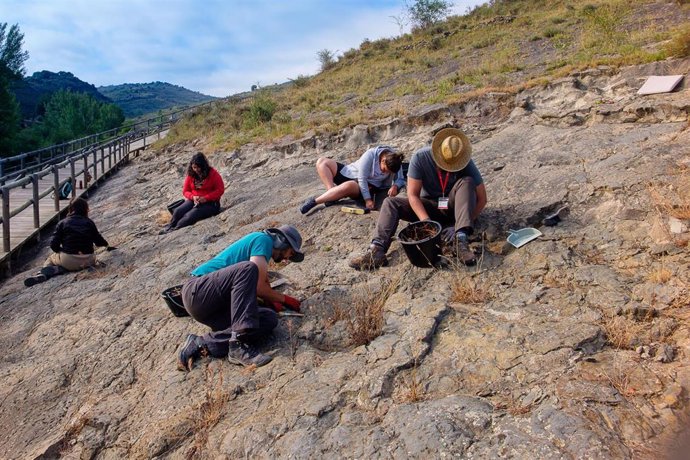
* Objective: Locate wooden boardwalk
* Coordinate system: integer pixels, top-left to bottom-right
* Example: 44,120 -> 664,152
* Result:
0,132 -> 164,268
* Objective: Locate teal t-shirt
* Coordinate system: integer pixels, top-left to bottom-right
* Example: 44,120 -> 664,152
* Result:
191,232 -> 273,276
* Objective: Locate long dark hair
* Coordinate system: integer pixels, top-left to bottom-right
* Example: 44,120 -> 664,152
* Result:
381,151 -> 404,174
68,197 -> 89,217
187,152 -> 211,180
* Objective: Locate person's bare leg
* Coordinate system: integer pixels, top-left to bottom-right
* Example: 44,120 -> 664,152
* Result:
316,157 -> 339,190
315,181 -> 360,204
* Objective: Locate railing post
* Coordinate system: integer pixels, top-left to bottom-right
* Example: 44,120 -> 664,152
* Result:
83,155 -> 89,187
20,154 -> 26,171
53,165 -> 60,212
100,147 -> 105,175
69,159 -> 76,199
1,187 -> 9,253
92,149 -> 98,182
32,174 -> 40,228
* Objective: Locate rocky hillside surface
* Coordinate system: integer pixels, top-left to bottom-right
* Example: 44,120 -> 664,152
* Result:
0,59 -> 688,459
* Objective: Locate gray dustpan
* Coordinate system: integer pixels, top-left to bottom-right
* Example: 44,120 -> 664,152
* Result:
507,228 -> 542,248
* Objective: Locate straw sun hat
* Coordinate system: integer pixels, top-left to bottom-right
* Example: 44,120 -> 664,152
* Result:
431,128 -> 472,172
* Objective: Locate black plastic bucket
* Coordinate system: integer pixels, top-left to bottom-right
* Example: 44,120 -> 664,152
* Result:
398,220 -> 442,268
161,284 -> 189,317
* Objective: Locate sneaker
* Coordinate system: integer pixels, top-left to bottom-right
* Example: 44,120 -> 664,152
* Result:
324,200 -> 339,207
299,197 -> 318,215
176,334 -> 205,371
24,273 -> 47,287
227,340 -> 272,367
455,236 -> 476,266
158,224 -> 174,235
349,246 -> 388,270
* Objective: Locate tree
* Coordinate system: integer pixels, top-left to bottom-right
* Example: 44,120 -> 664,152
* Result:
41,90 -> 124,144
406,0 -> 452,29
317,49 -> 336,72
0,23 -> 29,156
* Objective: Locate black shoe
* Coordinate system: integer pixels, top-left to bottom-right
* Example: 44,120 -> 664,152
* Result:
227,340 -> 272,367
324,200 -> 339,207
176,334 -> 205,371
159,225 -> 174,235
24,273 -> 47,287
299,197 -> 317,215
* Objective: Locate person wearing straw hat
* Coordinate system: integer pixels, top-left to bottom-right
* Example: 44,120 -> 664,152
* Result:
349,127 -> 486,270
175,224 -> 305,370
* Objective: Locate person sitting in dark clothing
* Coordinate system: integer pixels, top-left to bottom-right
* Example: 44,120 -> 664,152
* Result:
160,152 -> 225,234
24,197 -> 115,287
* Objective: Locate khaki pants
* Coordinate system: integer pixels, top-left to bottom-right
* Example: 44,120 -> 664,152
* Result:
44,252 -> 96,271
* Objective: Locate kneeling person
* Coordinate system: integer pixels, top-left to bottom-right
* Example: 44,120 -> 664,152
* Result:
176,225 -> 304,370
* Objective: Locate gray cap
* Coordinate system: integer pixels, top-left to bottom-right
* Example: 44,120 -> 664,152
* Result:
267,225 -> 304,262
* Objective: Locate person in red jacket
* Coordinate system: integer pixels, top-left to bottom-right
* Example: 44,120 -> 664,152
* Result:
161,152 -> 225,234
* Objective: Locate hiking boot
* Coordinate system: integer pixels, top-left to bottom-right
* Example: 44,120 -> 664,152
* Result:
176,334 -> 206,371
299,197 -> 317,215
455,236 -> 476,266
24,273 -> 47,287
227,340 -> 272,367
349,246 -> 388,271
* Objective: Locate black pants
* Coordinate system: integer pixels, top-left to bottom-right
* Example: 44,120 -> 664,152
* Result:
182,261 -> 278,357
169,199 -> 220,230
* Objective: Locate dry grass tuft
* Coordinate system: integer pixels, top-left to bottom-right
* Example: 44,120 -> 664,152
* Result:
648,265 -> 673,284
155,209 -> 171,226
346,275 -> 400,347
450,275 -> 492,304
398,357 -> 425,403
187,367 -> 230,458
601,315 -> 648,350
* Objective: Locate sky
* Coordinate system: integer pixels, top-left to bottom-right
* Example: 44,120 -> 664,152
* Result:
1,0 -> 486,98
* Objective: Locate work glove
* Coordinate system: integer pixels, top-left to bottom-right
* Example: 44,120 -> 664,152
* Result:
270,301 -> 285,313
106,246 -> 117,251
283,295 -> 301,312
441,227 -> 456,244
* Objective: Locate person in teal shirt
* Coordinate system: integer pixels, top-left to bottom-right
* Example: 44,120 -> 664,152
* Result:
176,225 -> 304,370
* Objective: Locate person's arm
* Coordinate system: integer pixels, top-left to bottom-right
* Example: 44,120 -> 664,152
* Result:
49,222 -> 64,253
250,255 -> 286,304
89,221 -> 109,248
472,183 -> 487,221
389,169 -> 405,197
198,169 -> 225,203
407,178 -> 429,221
357,151 -> 375,209
182,176 -> 195,200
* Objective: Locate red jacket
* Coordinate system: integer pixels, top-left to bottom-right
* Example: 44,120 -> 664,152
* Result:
182,168 -> 225,202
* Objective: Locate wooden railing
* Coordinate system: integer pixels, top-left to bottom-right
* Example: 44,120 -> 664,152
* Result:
0,99 -> 224,274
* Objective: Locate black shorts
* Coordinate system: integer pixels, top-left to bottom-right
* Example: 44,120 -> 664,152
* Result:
333,162 -> 352,186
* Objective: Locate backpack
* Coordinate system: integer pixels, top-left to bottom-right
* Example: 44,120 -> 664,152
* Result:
58,179 -> 73,200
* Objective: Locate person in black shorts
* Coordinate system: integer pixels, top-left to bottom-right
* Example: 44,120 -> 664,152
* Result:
299,146 -> 405,214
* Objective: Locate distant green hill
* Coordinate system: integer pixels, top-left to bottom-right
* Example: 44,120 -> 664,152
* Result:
98,82 -> 217,118
12,71 -> 112,119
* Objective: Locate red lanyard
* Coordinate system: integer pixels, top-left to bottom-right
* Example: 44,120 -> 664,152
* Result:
436,168 -> 450,197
